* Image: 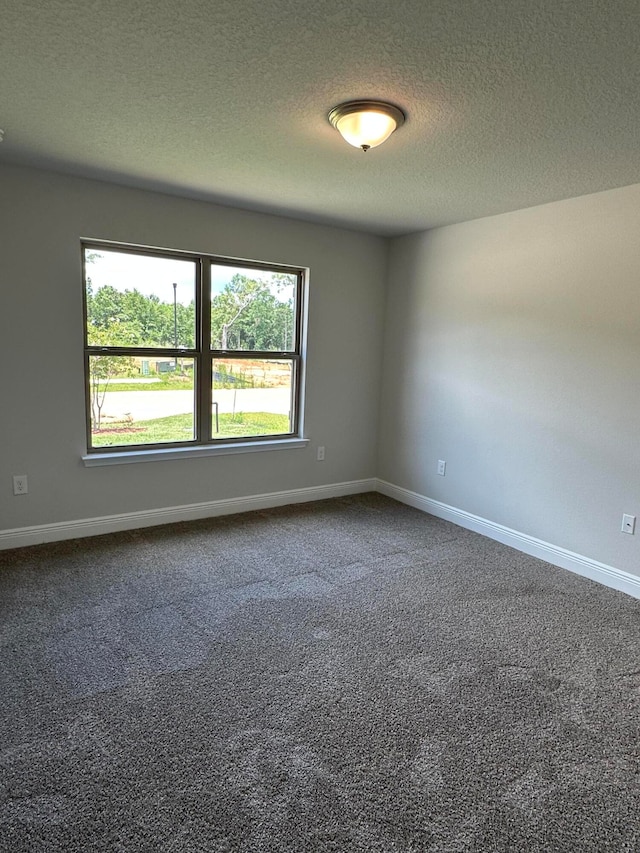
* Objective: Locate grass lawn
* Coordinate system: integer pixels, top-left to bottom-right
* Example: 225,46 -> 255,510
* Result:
105,376 -> 258,392
105,380 -> 191,392
92,411 -> 290,447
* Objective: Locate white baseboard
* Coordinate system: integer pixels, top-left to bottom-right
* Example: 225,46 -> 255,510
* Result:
0,479 -> 377,551
4,477 -> 639,603
376,479 -> 640,601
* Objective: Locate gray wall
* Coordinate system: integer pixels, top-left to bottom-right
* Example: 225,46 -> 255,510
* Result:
0,163 -> 387,530
379,183 -> 640,575
4,161 -> 639,578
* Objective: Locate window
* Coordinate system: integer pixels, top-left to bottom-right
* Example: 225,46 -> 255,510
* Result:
83,242 -> 304,454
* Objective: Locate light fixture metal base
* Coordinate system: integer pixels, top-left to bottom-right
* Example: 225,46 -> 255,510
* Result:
328,100 -> 405,128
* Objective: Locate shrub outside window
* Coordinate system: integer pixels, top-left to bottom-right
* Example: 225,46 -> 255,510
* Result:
83,242 -> 304,453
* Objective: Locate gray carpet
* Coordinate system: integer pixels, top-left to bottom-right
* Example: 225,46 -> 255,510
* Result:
1,493 -> 640,852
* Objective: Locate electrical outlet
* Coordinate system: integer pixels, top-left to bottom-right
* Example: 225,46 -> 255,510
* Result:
437,460 -> 446,476
317,446 -> 325,461
13,474 -> 28,495
621,514 -> 636,535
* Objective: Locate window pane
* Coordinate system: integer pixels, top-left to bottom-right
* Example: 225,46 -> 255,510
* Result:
85,248 -> 197,349
89,356 -> 196,447
211,359 -> 293,438
210,264 -> 297,352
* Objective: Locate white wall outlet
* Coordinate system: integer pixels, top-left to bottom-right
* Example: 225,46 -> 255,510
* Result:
317,446 -> 325,461
437,460 -> 446,476
621,514 -> 636,535
13,474 -> 28,495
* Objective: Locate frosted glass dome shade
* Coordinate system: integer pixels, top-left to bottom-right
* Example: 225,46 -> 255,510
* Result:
329,101 -> 405,151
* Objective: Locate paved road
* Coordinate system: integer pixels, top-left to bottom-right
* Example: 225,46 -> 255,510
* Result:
101,388 -> 292,421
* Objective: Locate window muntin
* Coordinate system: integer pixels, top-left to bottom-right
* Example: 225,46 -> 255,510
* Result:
83,243 -> 304,453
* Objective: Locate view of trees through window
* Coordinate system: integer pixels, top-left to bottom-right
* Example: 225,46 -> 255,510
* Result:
83,246 -> 302,450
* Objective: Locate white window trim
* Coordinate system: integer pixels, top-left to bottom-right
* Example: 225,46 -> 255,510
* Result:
82,437 -> 309,466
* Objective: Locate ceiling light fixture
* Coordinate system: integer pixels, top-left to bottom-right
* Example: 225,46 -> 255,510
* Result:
328,100 -> 405,152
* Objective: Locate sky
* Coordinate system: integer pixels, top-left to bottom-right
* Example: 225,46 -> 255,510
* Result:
85,248 -> 296,305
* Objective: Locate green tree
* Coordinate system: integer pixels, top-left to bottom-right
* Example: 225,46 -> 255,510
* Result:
87,285 -> 134,345
211,275 -> 261,349
87,259 -> 295,355
211,275 -> 293,351
87,284 -> 196,349
87,325 -> 135,431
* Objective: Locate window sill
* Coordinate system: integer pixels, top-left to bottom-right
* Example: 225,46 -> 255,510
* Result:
82,438 -> 309,467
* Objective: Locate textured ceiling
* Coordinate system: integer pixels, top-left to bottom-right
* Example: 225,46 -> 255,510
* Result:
1,0 -> 639,236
